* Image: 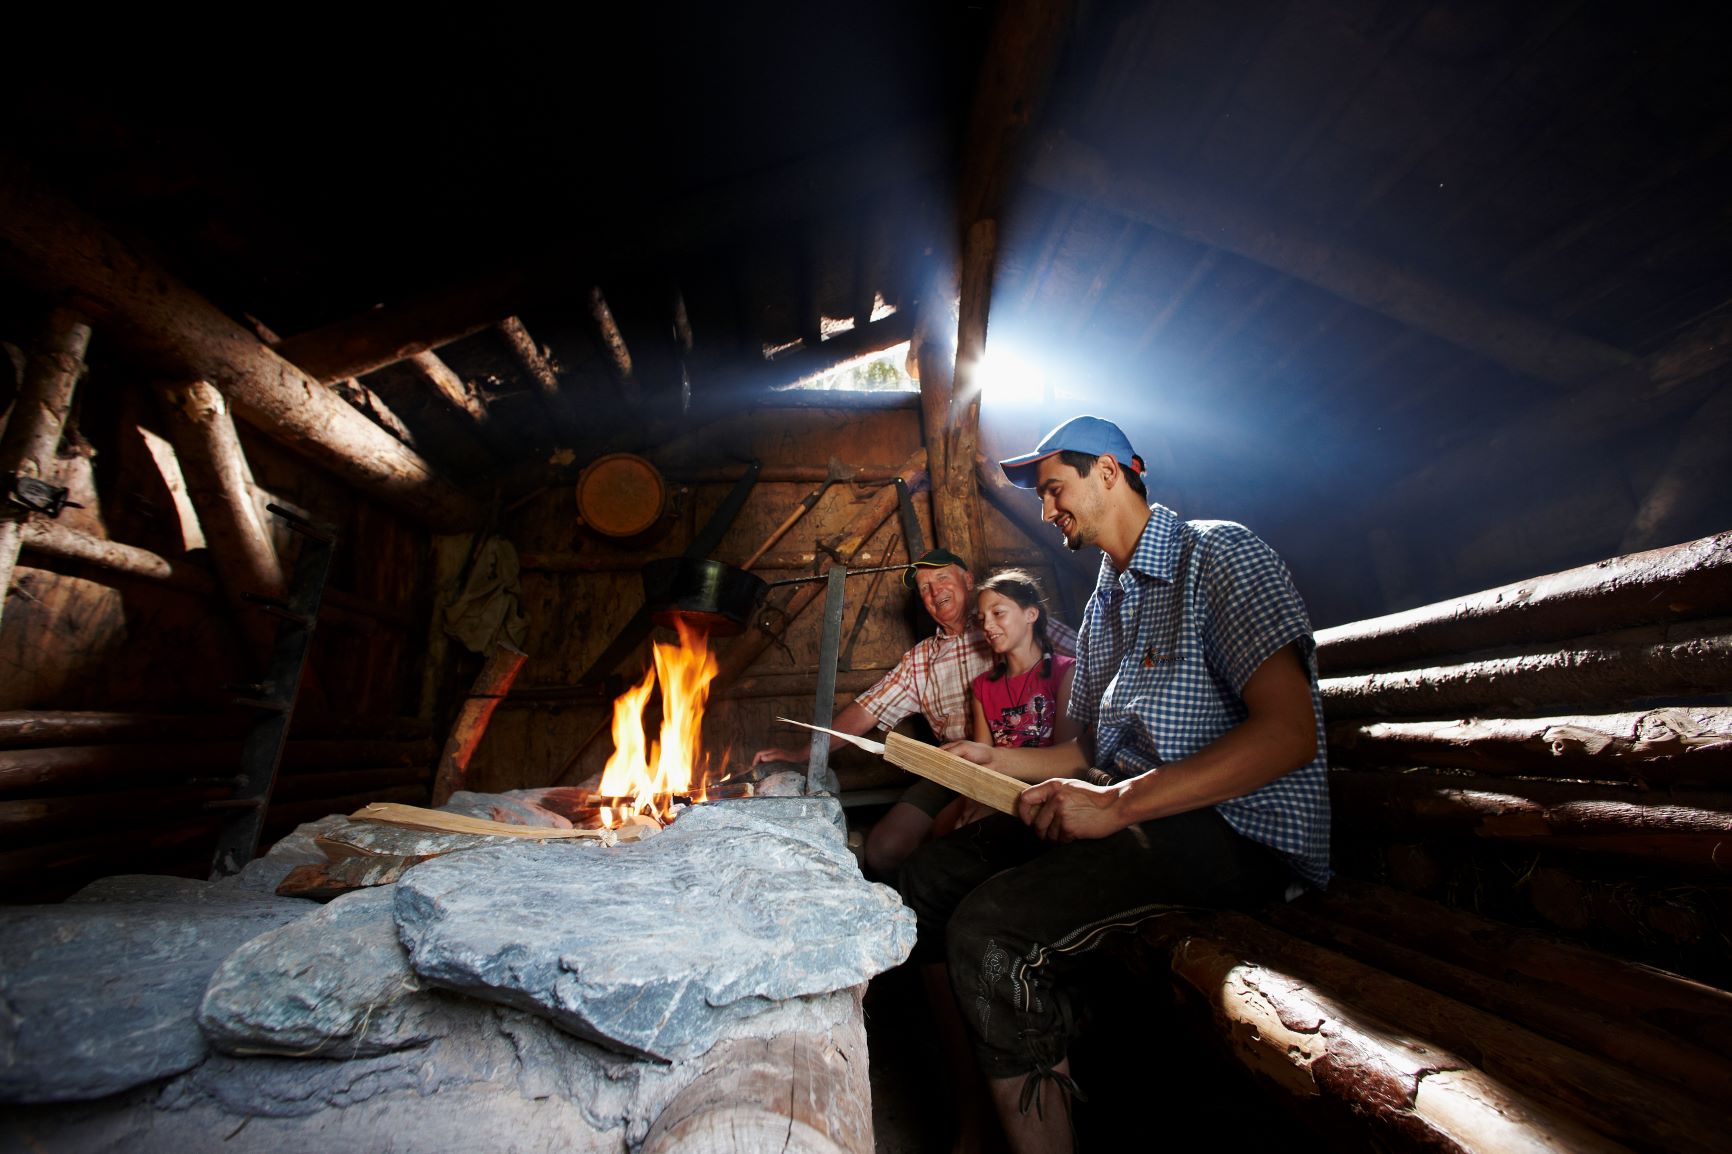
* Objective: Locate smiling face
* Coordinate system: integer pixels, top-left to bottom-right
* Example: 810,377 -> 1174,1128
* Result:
1034,456 -> 1110,551
915,564 -> 974,634
977,588 -> 1039,655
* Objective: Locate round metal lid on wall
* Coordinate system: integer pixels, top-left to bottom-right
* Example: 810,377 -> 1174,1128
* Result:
575,453 -> 667,538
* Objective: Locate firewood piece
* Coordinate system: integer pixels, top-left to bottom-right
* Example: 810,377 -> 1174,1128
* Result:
1316,530 -> 1732,674
1321,617 -> 1732,718
1167,928 -> 1636,1154
1331,769 -> 1732,871
0,308 -> 92,632
883,732 -> 1025,815
430,643 -> 528,806
640,1021 -> 872,1154
275,854 -> 413,899
348,801 -> 651,842
1327,707 -> 1732,783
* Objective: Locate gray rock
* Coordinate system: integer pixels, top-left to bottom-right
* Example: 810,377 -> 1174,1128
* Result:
0,885 -> 316,1103
395,802 -> 913,1061
227,815 -> 356,894
198,887 -> 449,1058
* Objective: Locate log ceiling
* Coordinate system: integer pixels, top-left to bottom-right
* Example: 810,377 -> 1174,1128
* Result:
3,1 -> 1731,619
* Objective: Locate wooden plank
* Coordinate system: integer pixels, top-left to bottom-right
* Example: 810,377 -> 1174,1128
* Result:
348,800 -> 650,842
883,732 -> 1024,815
431,643 -> 528,805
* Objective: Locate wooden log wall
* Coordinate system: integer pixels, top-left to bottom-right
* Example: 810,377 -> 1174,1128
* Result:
0,307 -> 442,898
1316,529 -> 1732,983
0,710 -> 435,901
462,403 -> 1097,795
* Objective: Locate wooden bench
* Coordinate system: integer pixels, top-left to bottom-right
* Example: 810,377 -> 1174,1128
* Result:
1136,531 -> 1732,1152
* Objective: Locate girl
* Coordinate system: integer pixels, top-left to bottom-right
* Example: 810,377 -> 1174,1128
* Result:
968,568 -> 1078,753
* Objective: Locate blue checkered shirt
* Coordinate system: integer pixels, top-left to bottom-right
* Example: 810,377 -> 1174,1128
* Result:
1070,503 -> 1331,888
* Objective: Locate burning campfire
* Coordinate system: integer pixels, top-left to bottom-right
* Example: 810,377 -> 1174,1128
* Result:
597,618 -> 728,829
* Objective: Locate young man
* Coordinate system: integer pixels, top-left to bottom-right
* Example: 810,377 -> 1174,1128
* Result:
752,547 -> 1075,877
899,415 -> 1329,1154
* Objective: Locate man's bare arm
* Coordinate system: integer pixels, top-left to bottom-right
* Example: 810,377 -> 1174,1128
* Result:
1020,644 -> 1317,840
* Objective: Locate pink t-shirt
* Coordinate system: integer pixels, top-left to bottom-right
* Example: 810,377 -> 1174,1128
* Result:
971,653 -> 1075,748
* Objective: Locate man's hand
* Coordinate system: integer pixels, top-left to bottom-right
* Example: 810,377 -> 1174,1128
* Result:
751,745 -> 810,767
1017,777 -> 1128,842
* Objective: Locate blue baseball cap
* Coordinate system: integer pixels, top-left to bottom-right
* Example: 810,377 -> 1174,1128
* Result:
998,415 -> 1146,489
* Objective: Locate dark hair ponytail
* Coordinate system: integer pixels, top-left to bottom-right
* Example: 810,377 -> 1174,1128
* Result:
976,568 -> 1054,679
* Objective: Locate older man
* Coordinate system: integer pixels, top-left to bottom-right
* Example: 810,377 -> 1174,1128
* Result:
899,416 -> 1329,1154
753,546 -> 1075,877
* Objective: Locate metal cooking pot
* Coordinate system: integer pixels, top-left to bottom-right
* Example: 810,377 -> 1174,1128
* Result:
642,557 -> 768,636
640,556 -> 909,637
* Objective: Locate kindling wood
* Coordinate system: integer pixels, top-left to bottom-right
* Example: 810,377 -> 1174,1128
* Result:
883,732 -> 1024,815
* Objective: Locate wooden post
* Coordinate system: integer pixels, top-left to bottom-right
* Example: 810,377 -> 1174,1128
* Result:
155,380 -> 286,658
408,350 -> 493,433
0,167 -> 482,529
640,1017 -> 873,1154
0,308 -> 91,631
430,642 -> 528,805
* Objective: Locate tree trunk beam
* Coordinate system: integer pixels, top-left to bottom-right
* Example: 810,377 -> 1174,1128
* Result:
1321,617 -> 1732,718
1166,915 -> 1714,1153
0,710 -> 427,747
588,288 -> 638,395
20,517 -> 217,595
1274,878 -> 1732,1062
1316,531 -> 1732,674
0,308 -> 92,631
499,316 -> 581,444
272,286 -> 518,384
1327,708 -> 1732,784
0,168 -> 483,529
1262,900 -> 1732,1102
639,1014 -> 873,1154
407,350 -> 493,432
1026,133 -> 1635,387
430,642 -> 528,806
1331,769 -> 1732,871
0,738 -> 435,794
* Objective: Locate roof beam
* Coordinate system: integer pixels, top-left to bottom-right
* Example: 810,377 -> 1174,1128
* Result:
1025,133 -> 1636,387
0,162 -> 484,530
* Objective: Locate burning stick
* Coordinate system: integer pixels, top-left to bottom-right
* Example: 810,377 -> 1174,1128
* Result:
774,718 -> 1027,815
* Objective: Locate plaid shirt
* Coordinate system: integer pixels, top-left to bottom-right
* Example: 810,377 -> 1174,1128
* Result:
1071,503 -> 1331,888
858,620 -> 1079,743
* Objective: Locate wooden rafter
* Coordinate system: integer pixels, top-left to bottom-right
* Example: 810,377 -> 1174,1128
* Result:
0,166 -> 483,529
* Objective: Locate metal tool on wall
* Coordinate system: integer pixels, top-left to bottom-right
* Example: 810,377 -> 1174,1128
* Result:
739,457 -> 855,570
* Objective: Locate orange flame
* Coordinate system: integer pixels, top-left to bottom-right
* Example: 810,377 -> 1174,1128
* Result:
599,618 -> 719,825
